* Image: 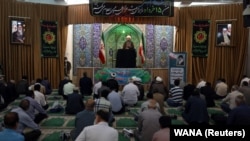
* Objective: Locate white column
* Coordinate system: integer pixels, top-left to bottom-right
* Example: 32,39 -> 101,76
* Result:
66,25 -> 73,79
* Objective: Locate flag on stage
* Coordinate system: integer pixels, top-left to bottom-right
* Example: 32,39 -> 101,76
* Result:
139,42 -> 145,64
99,32 -> 106,64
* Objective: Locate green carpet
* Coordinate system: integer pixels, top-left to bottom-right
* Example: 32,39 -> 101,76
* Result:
66,119 -> 75,127
41,118 -> 65,127
172,119 -> 186,125
207,108 -> 225,115
119,133 -> 130,141
167,108 -> 182,116
42,132 -> 61,141
116,118 -> 137,128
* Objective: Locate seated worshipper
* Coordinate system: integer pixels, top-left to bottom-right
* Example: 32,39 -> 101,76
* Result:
29,78 -> 46,94
183,83 -> 196,101
107,85 -> 125,115
97,80 -> 110,99
140,92 -> 160,113
149,76 -> 157,91
227,95 -> 250,125
200,82 -> 216,107
94,89 -> 114,125
33,84 -> 48,110
11,99 -> 41,141
238,81 -> 250,106
106,72 -> 119,92
220,85 -> 243,113
0,112 -> 24,141
16,75 -> 29,98
121,77 -> 140,106
7,80 -> 17,102
152,89 -> 166,115
93,78 -> 102,99
214,78 -> 228,99
240,75 -> 250,87
79,72 -> 93,96
65,87 -> 85,115
24,90 -> 48,124
149,76 -> 168,100
63,80 -> 75,100
75,110 -> 118,141
135,99 -> 162,141
166,79 -> 183,107
41,77 -> 52,95
196,78 -> 206,89
152,116 -> 171,141
58,76 -> 69,95
133,76 -> 145,101
182,89 -> 209,125
70,99 -> 95,141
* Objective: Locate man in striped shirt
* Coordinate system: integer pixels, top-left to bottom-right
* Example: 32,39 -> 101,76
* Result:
166,79 -> 183,107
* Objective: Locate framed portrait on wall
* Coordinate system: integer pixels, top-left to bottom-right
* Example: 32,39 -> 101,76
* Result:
10,18 -> 26,44
215,20 -> 236,46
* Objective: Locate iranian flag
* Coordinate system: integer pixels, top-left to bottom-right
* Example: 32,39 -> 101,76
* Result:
99,32 -> 106,64
139,42 -> 145,64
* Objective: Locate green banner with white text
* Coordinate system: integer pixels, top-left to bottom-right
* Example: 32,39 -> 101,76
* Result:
192,20 -> 210,57
40,20 -> 58,57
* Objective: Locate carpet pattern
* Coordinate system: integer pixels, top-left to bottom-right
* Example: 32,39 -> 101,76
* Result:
0,89 -> 225,141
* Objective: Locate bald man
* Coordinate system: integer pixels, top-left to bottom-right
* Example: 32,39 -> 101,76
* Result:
136,99 -> 162,141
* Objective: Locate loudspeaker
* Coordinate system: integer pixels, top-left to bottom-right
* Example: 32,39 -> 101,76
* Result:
243,0 -> 250,27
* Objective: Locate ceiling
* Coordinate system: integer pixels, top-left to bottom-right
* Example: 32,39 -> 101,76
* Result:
17,0 -> 243,7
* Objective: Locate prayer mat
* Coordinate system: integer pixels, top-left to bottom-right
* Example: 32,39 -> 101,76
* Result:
171,119 -> 186,125
66,119 -> 75,127
116,118 -> 137,128
41,118 -> 65,127
41,131 -> 61,141
167,108 -> 182,116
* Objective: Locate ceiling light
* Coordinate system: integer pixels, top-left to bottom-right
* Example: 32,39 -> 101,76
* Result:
189,2 -> 224,6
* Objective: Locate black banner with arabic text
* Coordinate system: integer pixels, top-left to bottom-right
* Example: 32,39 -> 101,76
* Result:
40,20 -> 58,57
192,20 -> 210,57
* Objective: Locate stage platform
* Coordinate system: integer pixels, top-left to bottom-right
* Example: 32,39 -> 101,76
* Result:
74,67 -> 169,90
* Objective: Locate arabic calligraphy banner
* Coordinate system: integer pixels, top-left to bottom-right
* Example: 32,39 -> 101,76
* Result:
192,20 -> 210,57
40,20 -> 58,57
89,0 -> 174,17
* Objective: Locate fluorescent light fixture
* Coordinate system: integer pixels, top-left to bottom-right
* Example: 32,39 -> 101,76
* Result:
189,2 -> 224,6
174,2 -> 181,7
243,5 -> 250,16
66,0 -> 89,5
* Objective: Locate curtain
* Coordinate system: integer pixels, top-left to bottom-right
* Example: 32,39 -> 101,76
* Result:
175,4 -> 249,88
0,0 -> 68,88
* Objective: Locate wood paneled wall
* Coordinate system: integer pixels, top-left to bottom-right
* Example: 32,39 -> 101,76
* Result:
0,0 -> 68,88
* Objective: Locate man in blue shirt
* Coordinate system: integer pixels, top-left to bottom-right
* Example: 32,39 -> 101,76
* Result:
0,112 -> 24,141
70,99 -> 95,140
11,99 -> 41,141
24,90 -> 48,123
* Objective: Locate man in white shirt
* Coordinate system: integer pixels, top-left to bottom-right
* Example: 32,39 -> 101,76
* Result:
63,80 -> 75,99
93,79 -> 102,99
75,110 -> 118,141
121,78 -> 139,106
34,84 -> 48,110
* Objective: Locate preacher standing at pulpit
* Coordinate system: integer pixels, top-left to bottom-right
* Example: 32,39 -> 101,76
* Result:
116,35 -> 137,68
